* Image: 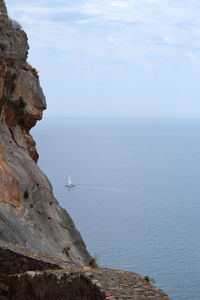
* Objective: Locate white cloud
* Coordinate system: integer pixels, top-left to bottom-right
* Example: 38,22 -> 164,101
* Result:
5,0 -> 200,118
110,0 -> 136,8
5,0 -> 200,62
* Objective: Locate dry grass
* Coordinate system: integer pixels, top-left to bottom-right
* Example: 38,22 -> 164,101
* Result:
88,255 -> 99,268
42,253 -> 52,259
22,62 -> 39,79
9,18 -> 22,30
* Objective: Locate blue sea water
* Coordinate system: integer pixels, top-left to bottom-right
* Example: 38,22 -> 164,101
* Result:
32,118 -> 200,300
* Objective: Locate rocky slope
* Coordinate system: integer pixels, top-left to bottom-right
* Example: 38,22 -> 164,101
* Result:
0,0 -> 91,266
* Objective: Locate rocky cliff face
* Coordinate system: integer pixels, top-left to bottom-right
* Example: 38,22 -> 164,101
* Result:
0,0 -> 91,266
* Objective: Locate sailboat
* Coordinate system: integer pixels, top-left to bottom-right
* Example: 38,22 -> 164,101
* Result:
65,176 -> 75,187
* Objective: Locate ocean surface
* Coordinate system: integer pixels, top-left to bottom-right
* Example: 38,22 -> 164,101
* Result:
32,118 -> 200,300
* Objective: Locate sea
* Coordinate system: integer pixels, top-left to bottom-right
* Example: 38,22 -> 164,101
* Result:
32,118 -> 200,300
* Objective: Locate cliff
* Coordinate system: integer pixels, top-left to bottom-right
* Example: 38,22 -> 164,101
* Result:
0,1 -> 170,299
0,0 -> 90,266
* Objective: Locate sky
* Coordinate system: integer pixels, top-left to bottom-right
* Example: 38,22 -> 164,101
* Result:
5,0 -> 200,118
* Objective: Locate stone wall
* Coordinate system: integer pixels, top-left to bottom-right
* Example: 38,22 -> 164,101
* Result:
8,269 -> 171,300
0,241 -> 170,300
0,239 -> 69,300
9,271 -> 106,300
0,273 -> 8,300
0,240 -> 70,275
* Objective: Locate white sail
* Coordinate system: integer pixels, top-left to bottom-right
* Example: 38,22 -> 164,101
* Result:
65,176 -> 75,187
68,176 -> 72,185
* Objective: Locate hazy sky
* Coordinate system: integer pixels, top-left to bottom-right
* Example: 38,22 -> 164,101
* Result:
5,0 -> 200,118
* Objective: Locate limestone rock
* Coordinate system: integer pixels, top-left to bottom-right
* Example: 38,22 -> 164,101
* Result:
0,0 -> 91,266
0,0 -> 8,25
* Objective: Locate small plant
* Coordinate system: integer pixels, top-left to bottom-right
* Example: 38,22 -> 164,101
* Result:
9,18 -> 22,30
88,254 -> 99,268
22,62 -> 39,79
42,253 -> 51,259
63,243 -> 72,253
144,276 -> 156,284
30,66 -> 39,79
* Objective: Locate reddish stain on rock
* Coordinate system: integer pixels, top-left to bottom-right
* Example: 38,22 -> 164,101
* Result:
0,144 -> 20,204
105,291 -> 113,297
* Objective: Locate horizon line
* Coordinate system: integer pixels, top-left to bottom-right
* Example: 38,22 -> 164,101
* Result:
41,116 -> 200,120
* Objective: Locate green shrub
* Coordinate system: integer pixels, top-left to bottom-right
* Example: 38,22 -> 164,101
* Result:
144,276 -> 156,284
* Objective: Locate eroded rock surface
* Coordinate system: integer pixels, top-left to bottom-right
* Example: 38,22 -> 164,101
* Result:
0,0 -> 90,266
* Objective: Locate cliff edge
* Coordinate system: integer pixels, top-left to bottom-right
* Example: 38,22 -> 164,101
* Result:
0,0 -> 91,266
